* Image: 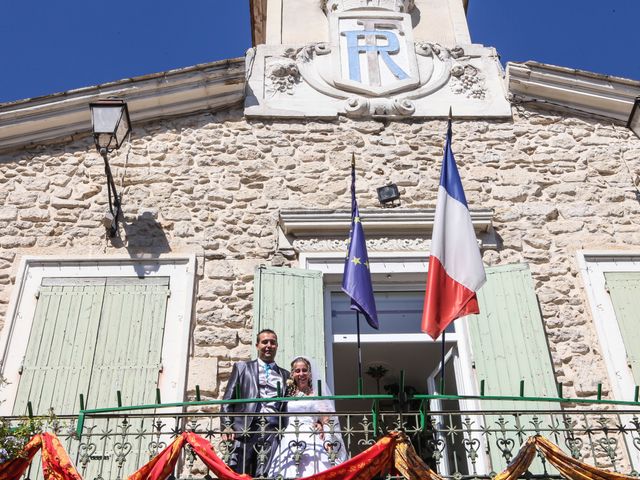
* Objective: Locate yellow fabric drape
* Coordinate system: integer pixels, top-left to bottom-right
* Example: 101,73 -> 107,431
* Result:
393,433 -> 640,480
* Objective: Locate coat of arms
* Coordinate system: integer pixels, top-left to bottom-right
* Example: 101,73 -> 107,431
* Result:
331,10 -> 419,96
245,0 -> 508,118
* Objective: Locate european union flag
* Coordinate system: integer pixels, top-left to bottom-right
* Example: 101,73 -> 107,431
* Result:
341,155 -> 379,329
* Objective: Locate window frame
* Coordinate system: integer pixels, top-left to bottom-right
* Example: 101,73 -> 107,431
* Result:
578,250 -> 640,402
0,255 -> 196,415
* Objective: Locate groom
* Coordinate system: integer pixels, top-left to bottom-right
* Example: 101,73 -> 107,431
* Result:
221,329 -> 290,477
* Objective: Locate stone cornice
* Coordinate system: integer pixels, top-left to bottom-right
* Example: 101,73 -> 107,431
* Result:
0,58 -> 246,153
279,208 -> 494,237
507,61 -> 640,122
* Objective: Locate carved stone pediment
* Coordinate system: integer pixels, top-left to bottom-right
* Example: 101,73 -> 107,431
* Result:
245,6 -> 510,119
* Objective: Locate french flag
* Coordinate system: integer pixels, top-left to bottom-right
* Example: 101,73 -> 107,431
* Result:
421,120 -> 486,340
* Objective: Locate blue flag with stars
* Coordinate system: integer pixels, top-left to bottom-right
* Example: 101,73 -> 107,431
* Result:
341,156 -> 379,329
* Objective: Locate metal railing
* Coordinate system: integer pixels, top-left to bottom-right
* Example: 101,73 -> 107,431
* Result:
4,394 -> 640,480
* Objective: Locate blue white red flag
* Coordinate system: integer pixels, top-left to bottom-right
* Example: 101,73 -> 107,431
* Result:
421,121 -> 486,340
342,155 -> 379,329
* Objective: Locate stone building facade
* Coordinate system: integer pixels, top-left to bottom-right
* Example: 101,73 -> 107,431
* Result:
0,0 -> 639,419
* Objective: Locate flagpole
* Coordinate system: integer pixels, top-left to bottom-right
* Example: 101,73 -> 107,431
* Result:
343,152 -> 378,396
356,312 -> 363,395
439,331 -> 446,393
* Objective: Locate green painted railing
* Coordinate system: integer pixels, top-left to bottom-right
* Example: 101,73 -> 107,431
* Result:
74,390 -> 640,439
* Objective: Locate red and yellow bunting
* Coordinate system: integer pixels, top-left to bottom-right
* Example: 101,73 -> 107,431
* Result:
1,430 -> 638,480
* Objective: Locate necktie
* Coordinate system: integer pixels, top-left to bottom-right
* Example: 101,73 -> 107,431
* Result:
264,363 -> 271,379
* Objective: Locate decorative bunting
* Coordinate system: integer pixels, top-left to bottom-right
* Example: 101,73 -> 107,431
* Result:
3,430 -> 638,480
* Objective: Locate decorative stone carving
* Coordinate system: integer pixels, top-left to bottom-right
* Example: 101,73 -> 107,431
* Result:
245,5 -> 510,118
265,58 -> 301,96
343,96 -> 416,117
323,0 -> 415,14
292,237 -> 431,252
446,47 -> 487,100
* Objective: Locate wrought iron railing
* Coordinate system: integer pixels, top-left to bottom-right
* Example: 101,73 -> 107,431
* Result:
4,394 -> 640,480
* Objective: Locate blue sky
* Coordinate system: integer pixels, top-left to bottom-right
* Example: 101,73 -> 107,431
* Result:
0,0 -> 638,103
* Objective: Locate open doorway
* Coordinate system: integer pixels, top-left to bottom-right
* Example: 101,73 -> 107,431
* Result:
329,289 -> 472,474
329,289 -> 460,400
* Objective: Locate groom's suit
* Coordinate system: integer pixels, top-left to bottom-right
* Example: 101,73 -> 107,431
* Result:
222,359 -> 290,476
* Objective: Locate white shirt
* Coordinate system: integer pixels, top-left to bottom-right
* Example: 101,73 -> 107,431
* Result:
257,358 -> 283,414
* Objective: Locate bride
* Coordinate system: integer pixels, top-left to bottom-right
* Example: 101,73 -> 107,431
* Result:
267,356 -> 347,478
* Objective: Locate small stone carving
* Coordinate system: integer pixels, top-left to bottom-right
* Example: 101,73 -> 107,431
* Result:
344,97 -> 370,117
450,64 -> 486,100
265,59 -> 301,96
393,98 -> 416,115
343,97 -> 416,117
296,43 -> 331,64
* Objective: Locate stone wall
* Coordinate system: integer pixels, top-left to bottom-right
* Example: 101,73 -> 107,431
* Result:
0,103 -> 639,402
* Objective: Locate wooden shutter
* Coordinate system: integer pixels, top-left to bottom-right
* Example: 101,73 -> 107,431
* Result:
13,279 -> 106,415
467,264 -> 559,474
605,272 -> 640,385
86,277 -> 169,409
253,266 -> 325,378
467,264 -> 558,409
13,277 -> 169,416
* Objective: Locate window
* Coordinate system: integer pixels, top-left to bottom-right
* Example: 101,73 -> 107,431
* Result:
579,252 -> 640,401
0,256 -> 196,416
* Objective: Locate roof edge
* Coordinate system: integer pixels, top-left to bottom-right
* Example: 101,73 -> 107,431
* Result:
507,61 -> 640,122
0,58 -> 246,154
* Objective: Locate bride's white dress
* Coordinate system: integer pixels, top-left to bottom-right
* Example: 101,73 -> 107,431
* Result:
268,394 -> 346,478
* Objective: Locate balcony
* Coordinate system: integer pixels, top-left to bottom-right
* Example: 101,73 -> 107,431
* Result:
3,393 -> 640,479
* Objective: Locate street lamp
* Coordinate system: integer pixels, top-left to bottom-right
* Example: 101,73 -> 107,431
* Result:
628,96 -> 640,139
89,100 -> 131,237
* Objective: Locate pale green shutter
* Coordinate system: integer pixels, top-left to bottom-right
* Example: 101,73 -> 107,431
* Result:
86,277 -> 169,409
605,272 -> 640,385
467,264 -> 558,409
13,279 -> 106,415
14,277 -> 169,416
467,264 -> 559,474
253,266 -> 325,379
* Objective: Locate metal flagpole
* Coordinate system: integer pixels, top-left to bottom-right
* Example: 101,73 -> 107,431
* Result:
438,109 -> 453,395
439,331 -> 446,393
356,311 -> 364,395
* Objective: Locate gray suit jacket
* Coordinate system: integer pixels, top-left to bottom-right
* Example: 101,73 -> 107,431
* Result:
221,359 -> 290,432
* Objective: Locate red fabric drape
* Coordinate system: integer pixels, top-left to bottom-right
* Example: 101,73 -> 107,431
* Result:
0,435 -> 42,480
40,434 -> 83,480
0,433 -> 81,480
128,431 -> 398,480
128,434 -> 186,480
303,433 -> 397,480
183,432 -> 251,480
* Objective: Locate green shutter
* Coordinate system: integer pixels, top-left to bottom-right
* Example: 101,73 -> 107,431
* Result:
605,272 -> 640,385
253,266 -> 325,379
14,277 -> 169,416
467,264 -> 559,474
13,279 -> 106,416
86,277 -> 169,409
467,264 -> 558,409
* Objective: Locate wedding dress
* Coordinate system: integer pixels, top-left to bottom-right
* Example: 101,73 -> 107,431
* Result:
267,392 -> 346,478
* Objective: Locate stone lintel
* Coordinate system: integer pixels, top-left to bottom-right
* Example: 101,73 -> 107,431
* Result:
279,208 -> 494,237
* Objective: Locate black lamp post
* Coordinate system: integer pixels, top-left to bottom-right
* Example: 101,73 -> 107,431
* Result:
89,100 -> 131,237
628,96 -> 640,140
